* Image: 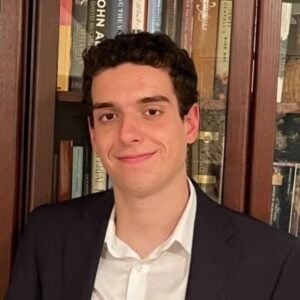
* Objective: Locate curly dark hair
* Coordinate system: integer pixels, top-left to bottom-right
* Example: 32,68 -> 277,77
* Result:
82,32 -> 198,125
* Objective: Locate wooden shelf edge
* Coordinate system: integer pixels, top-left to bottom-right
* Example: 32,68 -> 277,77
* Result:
277,102 -> 300,114
56,91 -> 82,103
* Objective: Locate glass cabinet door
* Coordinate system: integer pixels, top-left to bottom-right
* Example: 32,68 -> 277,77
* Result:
189,0 -> 232,204
28,0 -> 255,214
270,1 -> 300,237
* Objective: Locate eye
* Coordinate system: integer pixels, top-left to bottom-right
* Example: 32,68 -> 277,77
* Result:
144,109 -> 161,116
99,113 -> 117,122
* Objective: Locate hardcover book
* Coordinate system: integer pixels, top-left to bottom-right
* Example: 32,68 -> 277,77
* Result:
192,0 -> 220,101
162,0 -> 184,45
213,0 -> 232,101
57,0 -> 73,91
270,163 -> 296,233
180,0 -> 194,55
106,0 -> 131,38
277,3 -> 292,103
71,145 -> 84,198
58,140 -> 73,201
289,163 -> 300,237
69,0 -> 89,92
131,0 -> 147,33
91,152 -> 107,193
147,0 -> 163,33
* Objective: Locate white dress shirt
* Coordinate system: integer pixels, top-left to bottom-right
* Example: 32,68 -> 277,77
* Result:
91,179 -> 197,300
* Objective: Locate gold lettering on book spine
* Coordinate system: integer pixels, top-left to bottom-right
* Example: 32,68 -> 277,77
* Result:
196,0 -> 217,30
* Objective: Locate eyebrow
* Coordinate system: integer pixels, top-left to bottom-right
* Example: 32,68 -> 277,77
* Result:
91,95 -> 171,111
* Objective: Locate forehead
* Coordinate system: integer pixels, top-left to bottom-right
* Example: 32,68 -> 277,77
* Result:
91,63 -> 176,102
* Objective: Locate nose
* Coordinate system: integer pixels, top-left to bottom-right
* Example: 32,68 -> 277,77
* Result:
118,115 -> 144,145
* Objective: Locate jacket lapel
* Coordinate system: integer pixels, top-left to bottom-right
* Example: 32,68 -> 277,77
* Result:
185,185 -> 239,300
62,191 -> 114,300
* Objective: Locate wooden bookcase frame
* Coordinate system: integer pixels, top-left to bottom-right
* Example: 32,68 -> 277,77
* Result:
28,0 -> 258,214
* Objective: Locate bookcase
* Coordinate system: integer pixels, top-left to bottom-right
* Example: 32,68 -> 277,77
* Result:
1,0 -> 299,296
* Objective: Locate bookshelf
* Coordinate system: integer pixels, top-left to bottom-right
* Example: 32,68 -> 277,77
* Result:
1,0 -> 300,295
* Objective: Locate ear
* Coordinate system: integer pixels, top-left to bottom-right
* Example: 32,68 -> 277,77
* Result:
183,103 -> 200,144
88,117 -> 98,154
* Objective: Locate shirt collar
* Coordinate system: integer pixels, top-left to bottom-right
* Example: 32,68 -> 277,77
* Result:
104,178 -> 197,258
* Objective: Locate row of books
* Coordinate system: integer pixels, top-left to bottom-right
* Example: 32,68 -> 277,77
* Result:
56,0 -> 234,102
277,2 -> 300,103
55,140 -> 110,201
270,162 -> 300,238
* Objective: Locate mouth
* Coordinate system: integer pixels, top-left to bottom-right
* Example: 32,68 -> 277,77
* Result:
117,152 -> 156,164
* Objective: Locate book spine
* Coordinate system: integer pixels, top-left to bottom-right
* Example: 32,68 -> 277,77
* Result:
71,146 -> 84,198
180,0 -> 194,55
106,0 -> 131,38
213,0 -> 232,101
131,0 -> 147,32
192,0 -> 220,100
58,140 -> 73,201
147,0 -> 163,33
288,163 -> 300,237
91,152 -> 107,193
277,3 -> 292,103
94,0 -> 108,45
57,0 -> 73,91
69,0 -> 88,92
162,0 -> 184,45
83,140 -> 91,196
270,164 -> 296,232
86,0 -> 97,46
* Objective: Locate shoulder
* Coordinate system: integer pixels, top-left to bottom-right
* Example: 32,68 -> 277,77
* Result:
27,190 -> 114,233
194,183 -> 299,258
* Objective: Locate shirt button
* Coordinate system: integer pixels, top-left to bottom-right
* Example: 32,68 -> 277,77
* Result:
136,264 -> 149,273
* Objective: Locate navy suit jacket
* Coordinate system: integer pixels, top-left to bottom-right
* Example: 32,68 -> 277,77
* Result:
6,182 -> 300,299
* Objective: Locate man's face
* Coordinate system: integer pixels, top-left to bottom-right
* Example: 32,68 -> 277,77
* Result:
89,63 -> 199,197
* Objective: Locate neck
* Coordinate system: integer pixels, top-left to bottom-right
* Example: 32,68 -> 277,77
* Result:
113,175 -> 190,258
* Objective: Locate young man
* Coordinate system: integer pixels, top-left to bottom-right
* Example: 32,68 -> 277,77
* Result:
7,32 -> 300,300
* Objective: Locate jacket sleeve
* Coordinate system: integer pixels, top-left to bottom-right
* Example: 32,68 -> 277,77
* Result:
272,239 -> 300,300
5,210 -> 41,300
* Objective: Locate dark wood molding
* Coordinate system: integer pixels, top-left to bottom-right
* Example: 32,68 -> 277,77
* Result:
248,0 -> 282,223
222,0 -> 256,212
28,0 -> 60,212
0,0 -> 27,296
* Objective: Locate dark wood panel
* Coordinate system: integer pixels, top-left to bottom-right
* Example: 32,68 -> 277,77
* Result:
0,0 -> 26,296
248,0 -> 282,223
222,0 -> 256,212
28,1 -> 60,211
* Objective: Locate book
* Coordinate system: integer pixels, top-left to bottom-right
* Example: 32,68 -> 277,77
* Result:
71,145 -> 84,198
94,0 -> 108,45
274,113 -> 300,162
191,0 -> 220,101
270,163 -> 296,233
91,152 -> 107,193
131,0 -> 147,32
56,0 -> 73,91
86,0 -> 97,46
147,0 -> 163,33
289,163 -> 300,237
213,0 -> 232,101
277,3 -> 292,103
192,109 -> 226,203
69,0 -> 89,92
106,0 -> 131,38
162,0 -> 184,45
58,140 -> 73,201
180,0 -> 194,55
82,139 -> 91,195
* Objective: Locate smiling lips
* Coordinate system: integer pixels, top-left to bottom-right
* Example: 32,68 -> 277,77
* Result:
117,152 -> 156,164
